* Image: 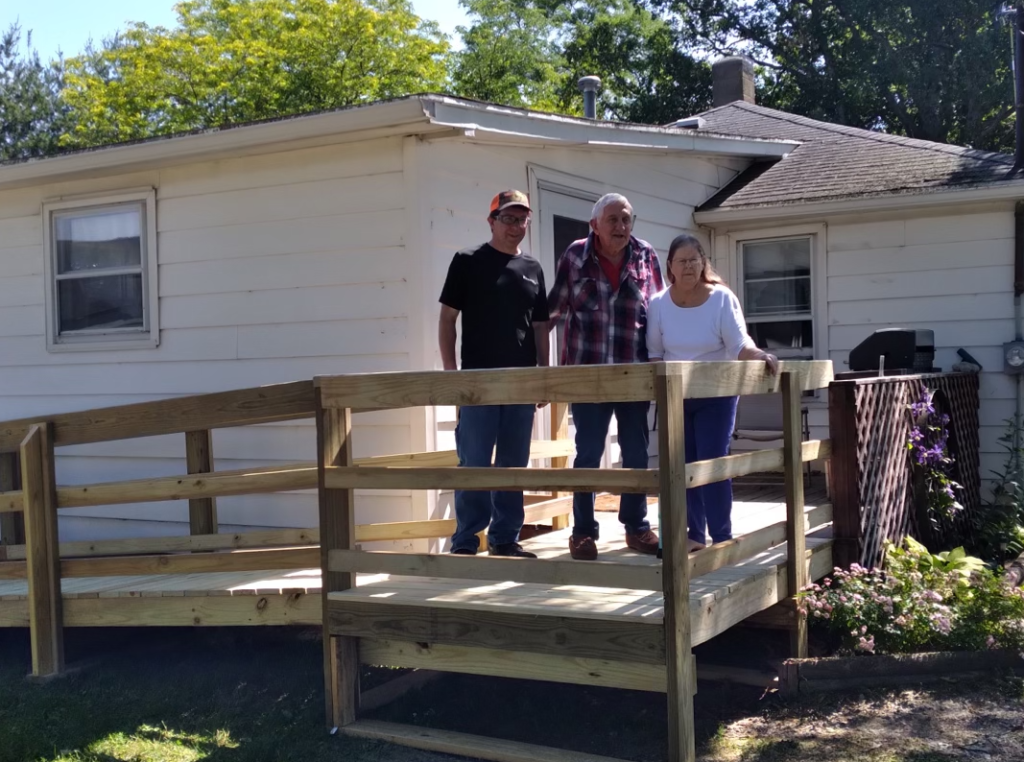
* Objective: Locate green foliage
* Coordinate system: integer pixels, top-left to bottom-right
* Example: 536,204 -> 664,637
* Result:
974,417 -> 1024,563
798,538 -> 1024,655
0,24 -> 70,161
676,0 -> 1016,151
451,0 -> 564,111
59,0 -> 451,148
451,0 -> 712,121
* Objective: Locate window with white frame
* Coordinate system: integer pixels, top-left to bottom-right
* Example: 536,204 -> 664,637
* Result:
43,191 -> 158,350
739,236 -> 813,359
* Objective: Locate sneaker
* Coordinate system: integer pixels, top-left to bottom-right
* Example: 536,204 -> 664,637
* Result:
568,535 -> 598,561
688,539 -> 706,553
625,529 -> 660,555
451,547 -> 477,555
487,542 -> 537,558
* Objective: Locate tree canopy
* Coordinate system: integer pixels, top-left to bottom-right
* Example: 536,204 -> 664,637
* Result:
675,0 -> 1016,151
0,25 -> 69,161
0,0 -> 1018,157
452,0 -> 712,123
59,0 -> 450,148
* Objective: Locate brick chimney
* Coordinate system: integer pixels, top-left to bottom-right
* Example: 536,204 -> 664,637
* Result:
712,57 -> 755,107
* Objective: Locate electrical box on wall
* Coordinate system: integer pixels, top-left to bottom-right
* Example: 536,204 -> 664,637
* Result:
1004,340 -> 1024,374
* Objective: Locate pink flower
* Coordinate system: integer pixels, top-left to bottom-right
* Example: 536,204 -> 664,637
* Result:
857,635 -> 876,653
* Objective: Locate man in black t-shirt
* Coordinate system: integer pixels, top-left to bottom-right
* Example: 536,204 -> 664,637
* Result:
438,190 -> 550,557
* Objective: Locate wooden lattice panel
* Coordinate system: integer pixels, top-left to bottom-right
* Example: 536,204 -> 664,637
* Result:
831,373 -> 980,568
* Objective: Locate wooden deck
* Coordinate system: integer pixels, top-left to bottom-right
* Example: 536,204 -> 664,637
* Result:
0,489 -> 831,636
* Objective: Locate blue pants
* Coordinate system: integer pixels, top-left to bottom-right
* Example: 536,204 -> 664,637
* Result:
570,401 -> 651,539
684,395 -> 739,545
450,404 -> 536,553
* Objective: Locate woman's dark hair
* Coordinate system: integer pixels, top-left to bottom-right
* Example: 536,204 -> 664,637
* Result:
666,234 -> 726,286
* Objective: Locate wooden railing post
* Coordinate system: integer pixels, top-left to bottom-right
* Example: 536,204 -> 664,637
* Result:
827,381 -> 861,568
656,365 -> 695,762
550,401 -> 570,530
316,390 -> 359,729
21,423 -> 64,677
782,373 -> 808,659
0,451 -> 24,546
185,430 -> 218,536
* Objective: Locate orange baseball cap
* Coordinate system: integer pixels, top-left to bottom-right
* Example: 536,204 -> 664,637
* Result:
489,190 -> 531,216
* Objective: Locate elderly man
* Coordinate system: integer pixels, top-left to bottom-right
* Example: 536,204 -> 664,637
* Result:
547,193 -> 664,560
439,190 -> 550,558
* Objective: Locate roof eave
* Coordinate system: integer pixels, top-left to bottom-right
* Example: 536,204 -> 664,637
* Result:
424,99 -> 798,158
0,95 -> 797,192
0,98 -> 435,191
693,180 -> 1024,226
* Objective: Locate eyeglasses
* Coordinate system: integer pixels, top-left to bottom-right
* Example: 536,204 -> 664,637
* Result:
672,258 -> 703,269
495,214 -> 531,226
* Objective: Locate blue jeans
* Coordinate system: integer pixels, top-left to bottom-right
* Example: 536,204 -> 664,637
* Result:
684,396 -> 739,545
450,404 -> 536,553
570,401 -> 651,539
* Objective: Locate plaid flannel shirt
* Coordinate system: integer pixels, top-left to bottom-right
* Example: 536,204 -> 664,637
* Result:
547,233 -> 664,366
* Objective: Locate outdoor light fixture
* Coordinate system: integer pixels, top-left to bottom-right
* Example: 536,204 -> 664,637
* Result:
1005,340 -> 1024,373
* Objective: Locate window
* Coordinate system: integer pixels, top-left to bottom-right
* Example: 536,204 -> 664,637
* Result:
43,190 -> 158,350
740,236 -> 813,359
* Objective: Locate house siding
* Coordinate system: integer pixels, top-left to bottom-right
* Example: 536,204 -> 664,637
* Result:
825,209 -> 1015,491
0,137 -> 419,543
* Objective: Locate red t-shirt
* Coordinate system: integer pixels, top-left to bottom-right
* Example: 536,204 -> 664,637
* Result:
598,254 -> 621,291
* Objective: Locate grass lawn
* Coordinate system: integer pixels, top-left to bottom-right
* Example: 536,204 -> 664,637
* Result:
1,627 -> 1022,762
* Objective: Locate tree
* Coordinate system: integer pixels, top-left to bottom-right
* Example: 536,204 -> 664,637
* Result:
0,24 -> 69,161
452,0 -> 711,122
451,0 -> 565,111
555,0 -> 711,123
675,0 -> 1015,151
60,0 -> 451,148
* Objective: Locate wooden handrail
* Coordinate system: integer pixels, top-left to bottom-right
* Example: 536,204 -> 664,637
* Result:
315,361 -> 834,410
324,466 -> 661,494
0,380 -> 317,453
0,490 -> 23,513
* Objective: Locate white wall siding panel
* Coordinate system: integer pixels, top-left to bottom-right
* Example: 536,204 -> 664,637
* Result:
157,171 -> 404,232
828,239 -> 1012,277
0,305 -> 44,338
158,210 -> 403,265
161,282 -> 408,329
158,138 -> 404,199
0,136 -> 415,541
829,265 -> 1013,302
0,246 -> 44,278
825,211 -> 1015,499
160,247 -> 407,296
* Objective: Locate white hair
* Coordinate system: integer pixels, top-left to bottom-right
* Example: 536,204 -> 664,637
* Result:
591,193 -> 632,221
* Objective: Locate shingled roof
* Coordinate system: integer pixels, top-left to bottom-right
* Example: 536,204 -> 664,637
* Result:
694,101 -> 1020,212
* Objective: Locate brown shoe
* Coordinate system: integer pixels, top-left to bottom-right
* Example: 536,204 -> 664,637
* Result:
625,529 -> 660,555
569,536 -> 598,561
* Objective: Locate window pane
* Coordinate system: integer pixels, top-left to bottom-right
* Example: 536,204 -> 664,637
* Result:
745,277 -> 811,316
55,206 -> 143,274
58,274 -> 144,333
553,215 -> 591,267
749,320 -> 814,352
742,238 -> 810,280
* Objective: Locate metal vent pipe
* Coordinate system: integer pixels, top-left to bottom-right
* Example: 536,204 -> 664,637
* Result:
578,76 -> 601,119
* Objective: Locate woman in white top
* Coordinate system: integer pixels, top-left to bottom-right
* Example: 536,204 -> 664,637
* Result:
647,234 -> 778,552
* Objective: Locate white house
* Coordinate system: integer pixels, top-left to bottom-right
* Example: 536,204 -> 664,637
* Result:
0,95 -> 790,543
2,65 -> 1021,544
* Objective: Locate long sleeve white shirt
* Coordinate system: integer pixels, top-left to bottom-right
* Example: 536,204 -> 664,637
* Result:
647,284 -> 754,361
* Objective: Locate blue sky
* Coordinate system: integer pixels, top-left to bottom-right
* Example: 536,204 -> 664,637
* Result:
3,0 -> 470,62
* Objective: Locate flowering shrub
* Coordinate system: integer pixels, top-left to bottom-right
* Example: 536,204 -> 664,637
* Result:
907,389 -> 963,522
797,538 -> 1024,655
